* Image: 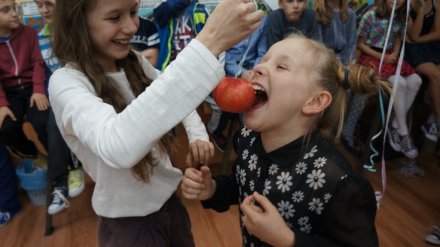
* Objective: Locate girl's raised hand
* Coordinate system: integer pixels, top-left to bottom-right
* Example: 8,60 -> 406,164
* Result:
181,166 -> 216,200
30,93 -> 50,111
196,0 -> 264,57
186,139 -> 215,167
240,192 -> 295,247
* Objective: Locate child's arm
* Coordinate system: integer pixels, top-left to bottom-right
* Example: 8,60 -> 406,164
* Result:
49,40 -> 224,169
29,28 -> 49,111
407,0 -> 427,42
414,0 -> 440,43
30,29 -> 47,97
357,37 -> 382,60
182,110 -> 214,166
181,166 -> 216,200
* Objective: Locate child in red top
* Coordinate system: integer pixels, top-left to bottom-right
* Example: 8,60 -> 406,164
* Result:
0,0 -> 49,157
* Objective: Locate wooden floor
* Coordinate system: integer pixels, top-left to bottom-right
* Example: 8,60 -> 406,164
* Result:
1,109 -> 439,247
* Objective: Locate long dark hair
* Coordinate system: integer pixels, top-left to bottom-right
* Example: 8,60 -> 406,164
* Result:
52,0 -> 172,182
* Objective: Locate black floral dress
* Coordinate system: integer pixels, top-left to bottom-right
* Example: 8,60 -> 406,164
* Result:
202,128 -> 378,247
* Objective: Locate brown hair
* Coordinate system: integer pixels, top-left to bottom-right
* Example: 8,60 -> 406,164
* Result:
52,0 -> 172,182
314,0 -> 350,25
286,34 -> 390,141
376,0 -> 407,22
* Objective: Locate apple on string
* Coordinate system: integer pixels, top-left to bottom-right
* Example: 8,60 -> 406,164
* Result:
212,77 -> 256,113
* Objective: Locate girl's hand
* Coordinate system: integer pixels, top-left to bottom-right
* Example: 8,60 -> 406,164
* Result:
181,166 -> 216,200
186,139 -> 215,167
240,192 -> 295,247
30,93 -> 49,111
384,53 -> 397,63
0,106 -> 16,129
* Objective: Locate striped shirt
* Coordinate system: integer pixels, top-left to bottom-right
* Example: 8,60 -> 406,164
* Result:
38,24 -> 60,74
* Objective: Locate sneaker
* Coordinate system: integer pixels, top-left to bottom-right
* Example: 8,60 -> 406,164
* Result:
210,132 -> 227,152
68,168 -> 85,198
421,121 -> 438,143
426,225 -> 440,246
47,186 -> 69,215
0,212 -> 11,227
388,125 -> 401,152
400,135 -> 418,159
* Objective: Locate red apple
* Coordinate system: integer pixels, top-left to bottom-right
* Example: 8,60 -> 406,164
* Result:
213,77 -> 256,113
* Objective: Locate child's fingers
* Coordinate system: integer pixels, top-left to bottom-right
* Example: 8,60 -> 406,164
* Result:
200,165 -> 213,180
7,111 -> 16,121
201,142 -> 215,165
251,192 -> 275,213
184,168 -> 204,183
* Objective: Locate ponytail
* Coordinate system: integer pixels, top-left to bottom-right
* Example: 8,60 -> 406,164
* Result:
285,34 -> 391,142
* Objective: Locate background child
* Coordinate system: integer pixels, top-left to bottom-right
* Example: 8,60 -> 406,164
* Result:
313,0 -> 362,153
0,0 -> 49,159
406,0 -> 440,143
34,0 -> 85,215
50,0 -> 263,245
130,16 -> 160,67
181,35 -> 385,246
266,0 -> 320,48
357,0 -> 422,159
154,0 -> 209,71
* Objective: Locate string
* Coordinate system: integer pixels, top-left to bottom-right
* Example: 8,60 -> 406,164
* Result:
234,0 -> 259,78
364,0 -> 411,209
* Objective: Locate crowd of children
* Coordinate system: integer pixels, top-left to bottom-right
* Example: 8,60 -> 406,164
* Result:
0,0 -> 439,246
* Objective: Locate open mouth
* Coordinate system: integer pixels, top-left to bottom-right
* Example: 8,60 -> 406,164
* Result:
252,84 -> 268,108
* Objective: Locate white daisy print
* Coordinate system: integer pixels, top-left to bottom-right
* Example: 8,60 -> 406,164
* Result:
277,200 -> 295,219
242,149 -> 249,160
239,169 -> 247,185
300,224 -> 312,233
263,180 -> 272,196
276,172 -> 293,192
248,154 -> 258,171
313,157 -> 327,168
308,197 -> 324,215
250,137 -> 256,146
324,193 -> 332,203
241,128 -> 251,137
249,180 -> 255,191
257,167 -> 261,178
303,145 -> 318,159
340,174 -> 348,180
292,191 -> 305,203
298,216 -> 309,226
306,169 -> 326,190
268,164 -> 279,175
295,162 -> 307,174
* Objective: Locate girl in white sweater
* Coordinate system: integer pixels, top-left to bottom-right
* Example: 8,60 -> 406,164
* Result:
48,0 -> 264,246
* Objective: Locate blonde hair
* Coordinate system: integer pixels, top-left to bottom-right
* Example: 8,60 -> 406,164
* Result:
286,34 -> 390,141
313,0 -> 350,25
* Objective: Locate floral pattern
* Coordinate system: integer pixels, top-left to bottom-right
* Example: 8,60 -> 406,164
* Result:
233,127 -> 352,246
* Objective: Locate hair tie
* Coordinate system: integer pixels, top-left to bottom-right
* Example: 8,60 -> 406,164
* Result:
343,67 -> 349,89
